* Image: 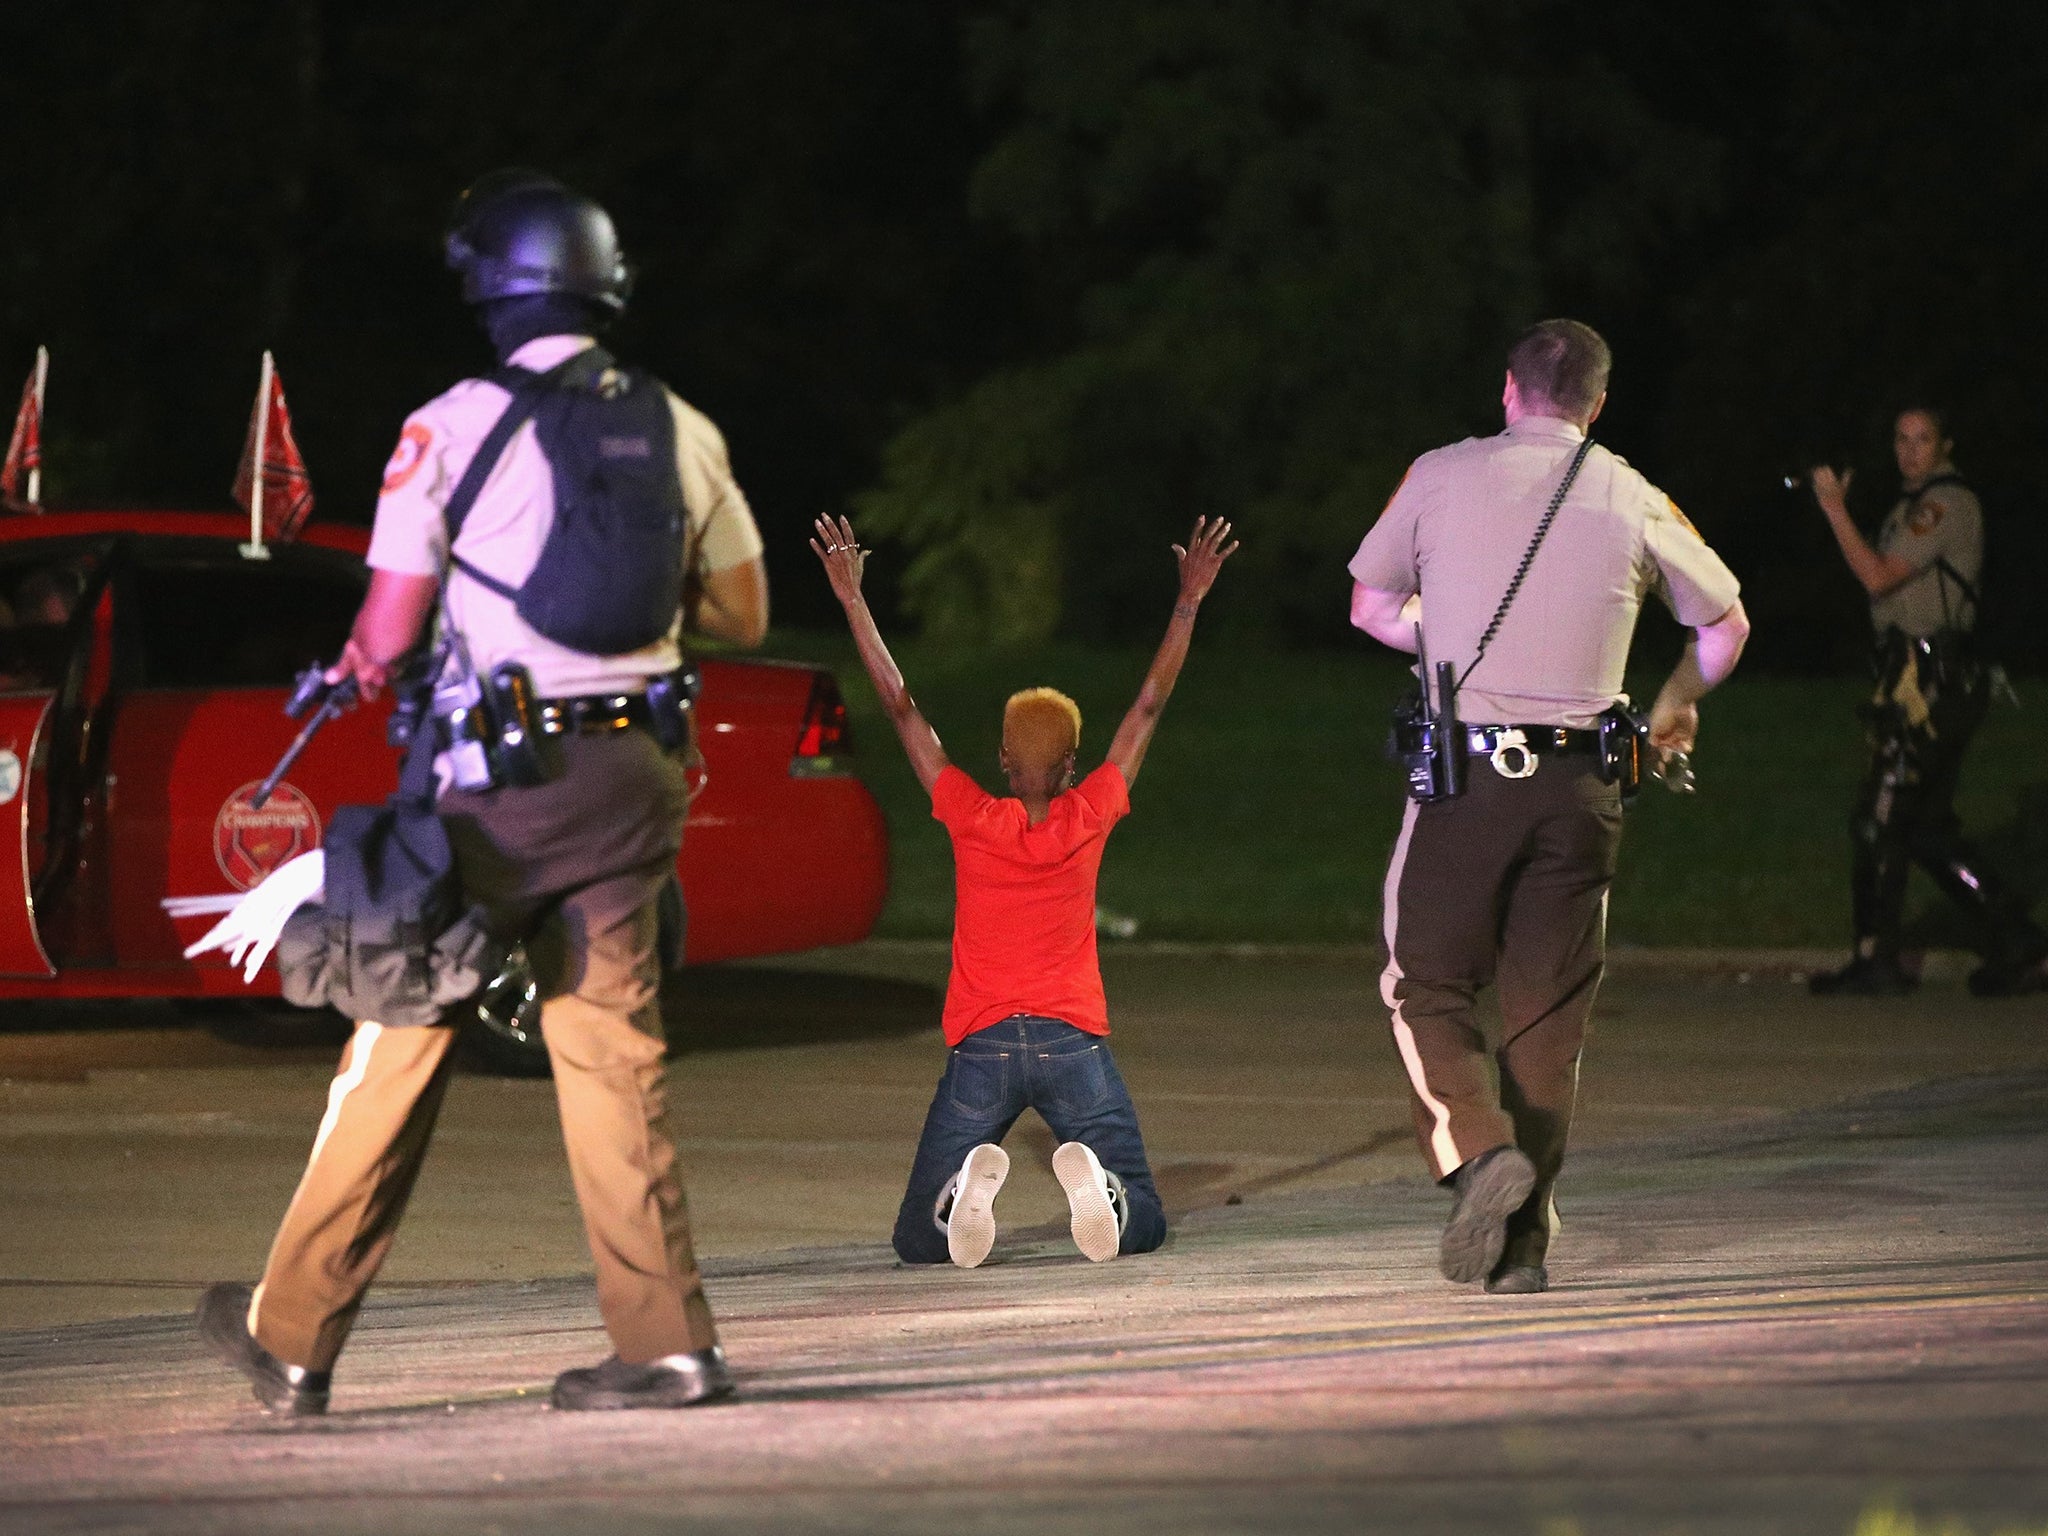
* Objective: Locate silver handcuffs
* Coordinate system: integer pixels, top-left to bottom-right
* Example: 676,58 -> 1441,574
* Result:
1488,727 -> 1537,780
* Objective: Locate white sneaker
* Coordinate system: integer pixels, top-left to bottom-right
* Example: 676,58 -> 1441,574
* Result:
1052,1141 -> 1123,1262
944,1143 -> 1009,1268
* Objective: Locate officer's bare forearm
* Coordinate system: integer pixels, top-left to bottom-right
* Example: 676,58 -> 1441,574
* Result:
326,571 -> 438,698
1658,600 -> 1750,707
838,588 -> 947,791
351,570 -> 439,664
1350,583 -> 1420,652
1819,506 -> 1917,598
692,558 -> 770,649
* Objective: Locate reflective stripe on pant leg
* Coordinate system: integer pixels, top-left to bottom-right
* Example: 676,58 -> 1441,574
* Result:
1380,799 -> 1463,1178
250,1021 -> 458,1371
249,1022 -> 383,1341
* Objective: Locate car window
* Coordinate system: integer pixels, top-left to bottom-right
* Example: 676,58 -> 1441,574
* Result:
130,546 -> 366,689
0,548 -> 98,691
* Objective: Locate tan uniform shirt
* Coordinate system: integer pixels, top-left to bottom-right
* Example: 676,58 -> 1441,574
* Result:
1870,470 -> 1981,638
1349,415 -> 1741,729
367,334 -> 765,698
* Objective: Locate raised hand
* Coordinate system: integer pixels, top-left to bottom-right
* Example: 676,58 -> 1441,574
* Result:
809,513 -> 869,606
1172,516 -> 1240,608
1810,465 -> 1854,519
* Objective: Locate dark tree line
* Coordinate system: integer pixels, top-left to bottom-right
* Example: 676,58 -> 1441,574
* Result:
2,0 -> 2042,665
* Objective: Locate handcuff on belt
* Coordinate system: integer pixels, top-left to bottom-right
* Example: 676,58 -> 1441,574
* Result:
1462,724 -> 1598,781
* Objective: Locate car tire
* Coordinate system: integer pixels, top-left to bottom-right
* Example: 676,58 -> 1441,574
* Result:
461,945 -> 552,1077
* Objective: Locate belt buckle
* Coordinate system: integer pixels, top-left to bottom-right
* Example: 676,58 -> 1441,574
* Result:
1489,727 -> 1537,780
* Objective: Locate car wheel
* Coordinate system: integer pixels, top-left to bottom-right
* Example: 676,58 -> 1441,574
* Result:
462,945 -> 551,1076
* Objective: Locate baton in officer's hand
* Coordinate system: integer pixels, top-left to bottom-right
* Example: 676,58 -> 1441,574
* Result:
251,663 -> 359,809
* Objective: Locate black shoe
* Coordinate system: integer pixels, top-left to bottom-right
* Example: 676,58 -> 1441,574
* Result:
1808,955 -> 1918,997
551,1347 -> 734,1411
1968,936 -> 2048,998
1968,959 -> 2048,997
1484,1264 -> 1549,1295
1439,1146 -> 1537,1285
195,1282 -> 330,1416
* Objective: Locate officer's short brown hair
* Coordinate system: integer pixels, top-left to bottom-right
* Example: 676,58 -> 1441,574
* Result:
1003,687 -> 1082,775
1896,403 -> 1951,440
1508,320 -> 1611,424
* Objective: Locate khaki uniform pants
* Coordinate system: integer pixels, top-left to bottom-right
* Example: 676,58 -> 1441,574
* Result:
1379,755 -> 1623,1268
249,730 -> 718,1372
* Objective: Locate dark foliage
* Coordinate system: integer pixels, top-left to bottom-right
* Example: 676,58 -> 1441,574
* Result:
0,1 -> 2040,661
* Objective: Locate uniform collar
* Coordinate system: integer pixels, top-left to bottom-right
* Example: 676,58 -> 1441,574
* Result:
507,334 -> 598,371
1504,414 -> 1587,443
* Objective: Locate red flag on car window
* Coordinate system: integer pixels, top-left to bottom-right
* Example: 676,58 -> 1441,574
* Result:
1,347 -> 48,512
231,351 -> 315,543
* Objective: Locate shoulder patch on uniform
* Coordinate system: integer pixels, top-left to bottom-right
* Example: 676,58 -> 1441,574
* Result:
381,423 -> 433,493
1663,496 -> 1703,538
1907,498 -> 1946,536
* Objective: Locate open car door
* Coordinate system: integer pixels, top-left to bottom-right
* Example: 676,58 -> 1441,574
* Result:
0,540 -> 115,978
0,693 -> 56,977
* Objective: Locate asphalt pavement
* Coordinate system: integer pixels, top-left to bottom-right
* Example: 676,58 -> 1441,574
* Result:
0,945 -> 2044,1534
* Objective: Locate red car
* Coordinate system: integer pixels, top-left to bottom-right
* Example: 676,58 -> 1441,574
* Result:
0,511 -> 888,1070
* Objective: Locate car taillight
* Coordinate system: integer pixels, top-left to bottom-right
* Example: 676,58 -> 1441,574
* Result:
790,671 -> 854,776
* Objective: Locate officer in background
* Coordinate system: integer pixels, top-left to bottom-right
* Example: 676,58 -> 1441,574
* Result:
198,171 -> 768,1413
1350,320 -> 1749,1295
1807,407 -> 2047,997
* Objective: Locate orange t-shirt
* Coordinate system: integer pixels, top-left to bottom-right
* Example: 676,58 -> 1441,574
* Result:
931,762 -> 1130,1046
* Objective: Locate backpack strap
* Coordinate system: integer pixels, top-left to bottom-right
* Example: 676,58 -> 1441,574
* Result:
440,351 -> 605,595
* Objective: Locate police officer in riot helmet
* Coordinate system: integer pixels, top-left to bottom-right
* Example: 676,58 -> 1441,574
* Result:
198,170 -> 769,1415
1807,407 -> 2048,997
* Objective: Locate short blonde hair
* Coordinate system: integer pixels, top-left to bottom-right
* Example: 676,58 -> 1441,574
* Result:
1003,687 -> 1082,775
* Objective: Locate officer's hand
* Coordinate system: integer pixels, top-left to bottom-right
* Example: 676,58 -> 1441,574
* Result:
810,514 -> 868,604
1173,516 -> 1240,606
325,637 -> 393,701
1810,465 -> 1853,517
1648,696 -> 1698,758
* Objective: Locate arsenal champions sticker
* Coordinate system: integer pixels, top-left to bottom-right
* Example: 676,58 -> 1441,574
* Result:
214,781 -> 321,891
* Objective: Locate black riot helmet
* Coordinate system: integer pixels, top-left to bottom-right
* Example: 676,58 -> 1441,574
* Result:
443,169 -> 633,314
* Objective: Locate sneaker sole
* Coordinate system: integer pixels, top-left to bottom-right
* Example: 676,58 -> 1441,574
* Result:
1052,1142 -> 1120,1263
947,1144 -> 1009,1268
1440,1150 -> 1537,1284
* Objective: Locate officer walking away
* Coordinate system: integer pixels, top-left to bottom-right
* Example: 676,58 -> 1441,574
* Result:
1806,407 -> 2048,997
1350,320 -> 1749,1295
198,170 -> 769,1413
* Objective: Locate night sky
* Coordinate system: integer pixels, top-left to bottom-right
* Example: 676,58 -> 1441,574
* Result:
2,0 -> 2042,665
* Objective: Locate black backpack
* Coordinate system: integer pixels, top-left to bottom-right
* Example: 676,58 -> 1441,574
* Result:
442,346 -> 689,657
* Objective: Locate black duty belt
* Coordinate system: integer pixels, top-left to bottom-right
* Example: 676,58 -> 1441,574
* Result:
1462,722 -> 1599,782
536,691 -> 653,736
1463,724 -> 1600,755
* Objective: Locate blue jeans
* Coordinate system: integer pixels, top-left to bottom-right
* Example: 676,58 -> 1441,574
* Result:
892,1016 -> 1168,1263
